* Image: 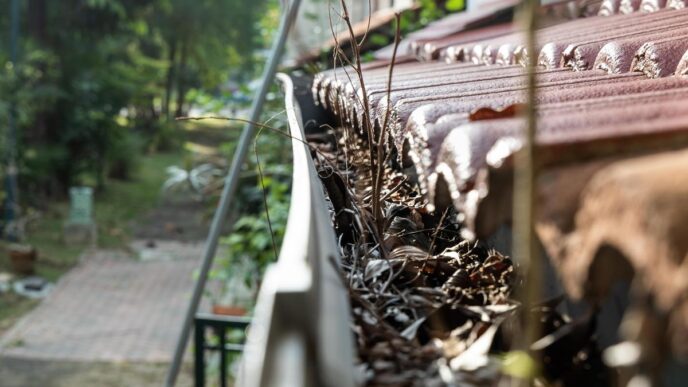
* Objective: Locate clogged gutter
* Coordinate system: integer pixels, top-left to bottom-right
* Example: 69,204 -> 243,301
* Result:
308,119 -> 610,385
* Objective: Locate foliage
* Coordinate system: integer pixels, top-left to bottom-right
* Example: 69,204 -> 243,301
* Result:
0,291 -> 38,337
398,0 -> 466,35
223,173 -> 290,275
0,47 -> 61,132
161,162 -> 225,201
207,82 -> 292,306
446,0 -> 466,12
0,0 -> 272,198
207,0 -> 457,306
92,150 -> 185,248
358,0 -> 466,63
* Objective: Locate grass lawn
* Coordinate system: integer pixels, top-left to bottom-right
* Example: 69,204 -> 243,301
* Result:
93,151 -> 184,248
0,293 -> 38,337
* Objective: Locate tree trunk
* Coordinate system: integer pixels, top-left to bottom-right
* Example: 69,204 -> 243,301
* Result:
28,0 -> 47,42
174,40 -> 189,118
28,0 -> 48,142
163,37 -> 177,121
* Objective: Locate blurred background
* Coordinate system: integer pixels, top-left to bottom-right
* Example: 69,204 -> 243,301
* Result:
0,0 -> 463,386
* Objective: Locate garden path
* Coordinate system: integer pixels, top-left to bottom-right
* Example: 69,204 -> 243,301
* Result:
0,241 -> 206,387
0,241 -> 203,362
0,123 -> 230,386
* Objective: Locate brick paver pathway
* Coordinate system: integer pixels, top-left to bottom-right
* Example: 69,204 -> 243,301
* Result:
0,242 -> 203,362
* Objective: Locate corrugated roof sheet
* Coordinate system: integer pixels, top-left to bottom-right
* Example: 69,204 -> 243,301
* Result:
312,4 -> 688,356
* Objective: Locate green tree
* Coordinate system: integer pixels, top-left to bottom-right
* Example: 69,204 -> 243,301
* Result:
0,0 -> 271,195
157,0 -> 270,119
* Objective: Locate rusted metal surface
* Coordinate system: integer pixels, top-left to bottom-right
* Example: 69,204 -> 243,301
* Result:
413,22 -> 515,61
443,32 -> 524,64
543,9 -> 688,66
452,120 -> 688,254
374,0 -> 520,61
620,0 -> 643,13
396,71 -> 665,166
559,15 -> 688,70
630,35 -> 688,77
554,16 -> 688,72
371,75 -> 686,178
598,0 -> 622,15
530,9 -> 668,66
428,97 -> 688,220
531,150 -> 688,363
420,2 -> 622,64
312,3 -> 688,366
423,8 -> 688,72
594,39 -> 651,73
676,48 -> 688,75
669,0 -> 688,9
555,10 -> 688,66
428,86 -> 681,188
363,68 -> 596,129
314,61 -> 476,111
395,73 -> 677,149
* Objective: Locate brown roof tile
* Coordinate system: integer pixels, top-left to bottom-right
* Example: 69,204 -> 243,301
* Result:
373,0 -> 520,60
630,35 -> 688,76
620,0 -> 643,13
559,14 -> 688,70
668,0 -> 688,8
640,0 -> 668,12
676,48 -> 688,74
413,23 -> 516,61
431,96 -> 688,211
313,7 -> 688,354
598,0 -> 622,15
548,149 -> 688,313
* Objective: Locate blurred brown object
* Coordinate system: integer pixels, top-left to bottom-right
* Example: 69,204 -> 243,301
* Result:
211,305 -> 247,316
8,244 -> 37,275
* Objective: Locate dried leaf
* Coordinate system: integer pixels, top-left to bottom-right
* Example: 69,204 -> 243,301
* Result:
401,317 -> 427,340
449,322 -> 500,372
364,259 -> 391,281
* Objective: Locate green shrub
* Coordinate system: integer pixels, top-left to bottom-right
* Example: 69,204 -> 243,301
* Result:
106,129 -> 144,181
147,120 -> 184,153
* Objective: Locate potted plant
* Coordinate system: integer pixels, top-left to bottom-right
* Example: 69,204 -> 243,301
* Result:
4,208 -> 41,275
8,243 -> 37,275
210,255 -> 257,316
208,177 -> 290,316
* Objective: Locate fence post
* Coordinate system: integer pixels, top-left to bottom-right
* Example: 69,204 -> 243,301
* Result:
194,320 -> 205,387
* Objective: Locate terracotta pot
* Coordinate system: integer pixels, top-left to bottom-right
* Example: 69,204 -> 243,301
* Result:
8,245 -> 37,275
211,304 -> 247,316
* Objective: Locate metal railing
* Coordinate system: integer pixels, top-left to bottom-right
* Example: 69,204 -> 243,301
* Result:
194,314 -> 251,387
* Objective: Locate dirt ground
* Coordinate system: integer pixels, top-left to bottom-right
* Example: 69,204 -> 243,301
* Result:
0,357 -> 194,387
133,197 -> 211,242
